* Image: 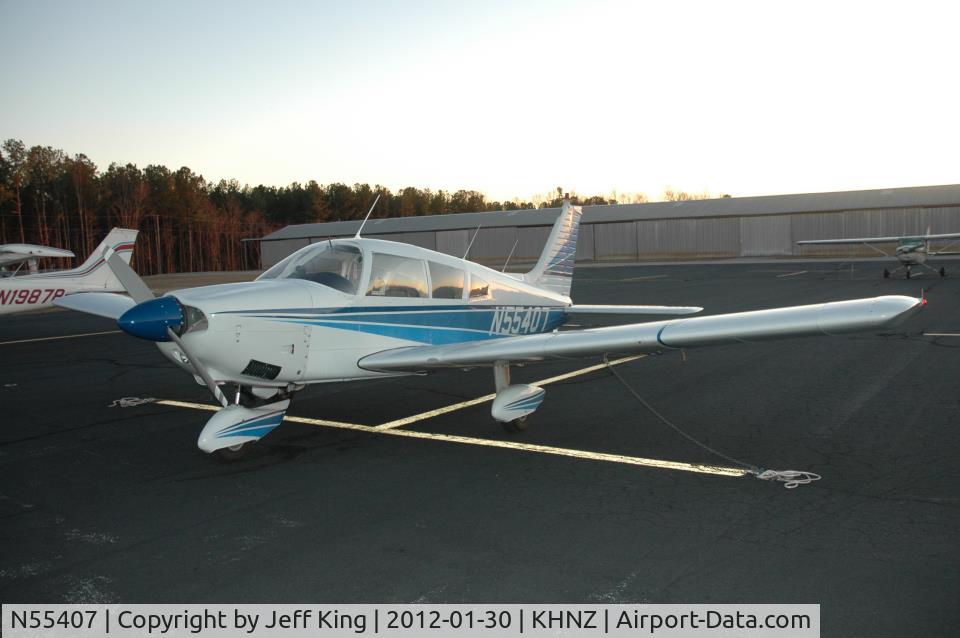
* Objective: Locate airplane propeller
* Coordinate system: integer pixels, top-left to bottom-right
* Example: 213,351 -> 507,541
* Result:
107,248 -> 229,407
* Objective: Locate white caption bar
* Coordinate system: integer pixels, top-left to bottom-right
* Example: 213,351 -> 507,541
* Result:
2,604 -> 818,637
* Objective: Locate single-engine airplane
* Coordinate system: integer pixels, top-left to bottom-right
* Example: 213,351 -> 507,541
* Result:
57,201 -> 922,459
797,230 -> 960,278
0,229 -> 138,315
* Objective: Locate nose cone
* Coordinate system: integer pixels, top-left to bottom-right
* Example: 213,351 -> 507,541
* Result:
117,296 -> 183,341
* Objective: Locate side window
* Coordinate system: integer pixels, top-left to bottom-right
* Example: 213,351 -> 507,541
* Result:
469,275 -> 489,299
366,253 -> 428,298
429,261 -> 465,299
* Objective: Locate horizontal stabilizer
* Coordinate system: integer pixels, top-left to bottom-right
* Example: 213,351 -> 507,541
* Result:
567,304 -> 702,316
55,292 -> 136,319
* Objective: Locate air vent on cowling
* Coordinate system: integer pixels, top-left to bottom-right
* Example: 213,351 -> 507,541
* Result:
242,359 -> 281,380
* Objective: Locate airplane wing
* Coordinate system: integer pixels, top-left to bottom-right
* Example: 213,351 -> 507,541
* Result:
359,295 -> 920,371
798,232 -> 960,245
796,236 -> 903,245
0,244 -> 75,267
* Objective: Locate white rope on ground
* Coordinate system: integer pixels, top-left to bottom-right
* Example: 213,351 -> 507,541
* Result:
754,469 -> 821,489
109,397 -> 157,408
603,355 -> 821,489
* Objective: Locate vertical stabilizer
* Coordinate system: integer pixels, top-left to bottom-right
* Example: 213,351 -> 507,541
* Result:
522,200 -> 582,297
70,228 -> 139,290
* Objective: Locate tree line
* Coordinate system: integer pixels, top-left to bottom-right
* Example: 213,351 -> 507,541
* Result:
0,139 -> 716,274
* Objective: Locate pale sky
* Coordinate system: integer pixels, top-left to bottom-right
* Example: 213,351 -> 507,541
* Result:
2,0 -> 958,202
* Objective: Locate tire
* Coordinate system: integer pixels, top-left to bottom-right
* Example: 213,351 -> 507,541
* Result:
213,441 -> 251,462
500,415 -> 530,433
905,269 -> 911,279
940,267 -> 946,277
883,269 -> 890,279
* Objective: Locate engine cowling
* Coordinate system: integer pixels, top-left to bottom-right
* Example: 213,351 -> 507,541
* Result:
491,384 -> 545,422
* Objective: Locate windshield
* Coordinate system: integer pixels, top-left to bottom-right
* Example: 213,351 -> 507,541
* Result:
258,243 -> 363,294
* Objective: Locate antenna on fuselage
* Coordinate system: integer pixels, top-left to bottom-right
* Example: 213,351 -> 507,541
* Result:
501,237 -> 519,272
463,223 -> 482,260
354,193 -> 382,239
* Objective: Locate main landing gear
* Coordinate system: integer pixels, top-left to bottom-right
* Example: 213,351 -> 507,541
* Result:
491,361 -> 543,433
883,264 -> 946,279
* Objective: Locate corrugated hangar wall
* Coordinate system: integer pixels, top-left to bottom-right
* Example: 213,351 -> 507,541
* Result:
257,188 -> 960,268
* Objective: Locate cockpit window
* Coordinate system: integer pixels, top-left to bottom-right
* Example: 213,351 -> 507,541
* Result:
258,243 -> 363,294
366,253 -> 428,298
428,261 -> 465,299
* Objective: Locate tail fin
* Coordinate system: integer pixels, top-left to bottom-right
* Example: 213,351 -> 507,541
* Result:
522,199 -> 582,297
70,228 -> 139,290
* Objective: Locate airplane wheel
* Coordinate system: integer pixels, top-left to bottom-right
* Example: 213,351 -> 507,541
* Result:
500,415 -> 530,433
940,267 -> 946,277
213,442 -> 251,462
905,270 -> 911,279
883,269 -> 890,278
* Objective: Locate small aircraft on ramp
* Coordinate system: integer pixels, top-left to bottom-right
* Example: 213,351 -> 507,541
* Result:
57,201 -> 922,459
797,231 -> 960,278
0,229 -> 138,315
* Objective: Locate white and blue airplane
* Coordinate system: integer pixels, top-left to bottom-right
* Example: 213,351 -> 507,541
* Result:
0,229 -> 137,315
57,201 -> 922,459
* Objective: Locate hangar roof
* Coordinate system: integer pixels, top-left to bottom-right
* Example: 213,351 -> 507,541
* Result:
261,183 -> 960,241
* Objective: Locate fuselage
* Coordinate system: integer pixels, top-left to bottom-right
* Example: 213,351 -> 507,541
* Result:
0,233 -> 136,316
1,269 -> 102,315
155,239 -> 571,387
895,238 -> 928,265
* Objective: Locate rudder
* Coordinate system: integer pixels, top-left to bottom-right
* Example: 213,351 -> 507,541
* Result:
522,199 -> 582,297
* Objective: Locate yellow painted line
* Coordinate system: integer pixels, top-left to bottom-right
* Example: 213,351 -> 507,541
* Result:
156,399 -> 368,430
156,397 -> 745,478
373,355 -> 645,430
0,330 -> 122,346
776,270 -> 808,278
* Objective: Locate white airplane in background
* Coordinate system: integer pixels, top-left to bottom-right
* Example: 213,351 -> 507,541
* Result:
57,200 -> 922,460
1,242 -> 74,274
0,229 -> 138,315
797,231 -> 960,279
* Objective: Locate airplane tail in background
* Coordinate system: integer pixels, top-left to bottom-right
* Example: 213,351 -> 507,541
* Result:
521,199 -> 583,297
68,229 -> 139,290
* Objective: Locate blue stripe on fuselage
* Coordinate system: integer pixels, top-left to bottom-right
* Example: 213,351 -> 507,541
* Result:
227,305 -> 568,346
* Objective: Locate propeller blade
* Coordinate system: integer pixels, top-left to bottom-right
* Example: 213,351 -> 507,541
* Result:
166,327 -> 229,407
55,292 -> 136,319
105,249 -> 154,303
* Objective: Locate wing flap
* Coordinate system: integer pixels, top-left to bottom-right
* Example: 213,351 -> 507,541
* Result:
567,304 -> 702,316
359,295 -> 921,371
